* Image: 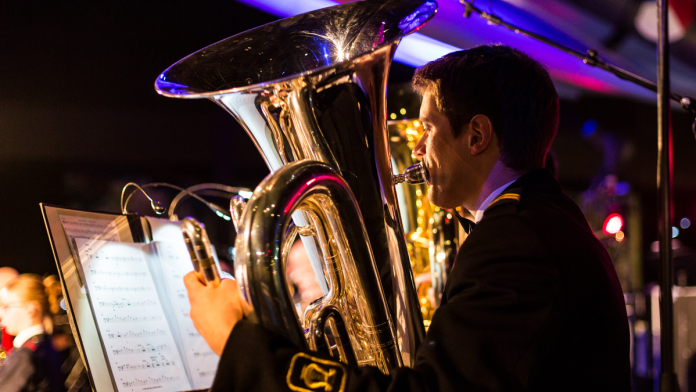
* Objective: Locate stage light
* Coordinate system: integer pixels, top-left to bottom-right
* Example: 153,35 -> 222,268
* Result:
673,226 -> 680,238
651,239 -> 682,252
581,119 -> 598,137
236,0 -> 461,67
634,0 -> 693,43
680,217 -> 691,229
602,213 -> 623,235
615,182 -> 631,195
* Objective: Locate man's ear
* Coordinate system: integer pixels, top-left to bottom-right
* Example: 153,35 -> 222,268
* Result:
467,114 -> 495,156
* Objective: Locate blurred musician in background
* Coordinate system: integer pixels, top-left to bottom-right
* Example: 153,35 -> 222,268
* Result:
43,275 -> 91,392
0,267 -> 19,366
0,267 -> 19,363
0,274 -> 65,392
185,45 -> 630,392
286,240 -> 323,316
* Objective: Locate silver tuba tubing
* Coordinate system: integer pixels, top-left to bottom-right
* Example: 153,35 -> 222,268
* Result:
181,217 -> 222,287
235,161 -> 401,373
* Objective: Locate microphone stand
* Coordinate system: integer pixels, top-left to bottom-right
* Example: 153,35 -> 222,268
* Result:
459,0 -> 696,118
657,1 -> 678,390
459,1 -> 691,390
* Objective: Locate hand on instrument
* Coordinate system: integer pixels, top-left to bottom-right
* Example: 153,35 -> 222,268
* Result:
184,272 -> 252,356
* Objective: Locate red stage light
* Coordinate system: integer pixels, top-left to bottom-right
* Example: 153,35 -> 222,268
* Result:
603,213 -> 624,235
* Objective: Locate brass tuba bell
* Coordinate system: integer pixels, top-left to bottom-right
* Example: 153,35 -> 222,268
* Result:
156,0 -> 438,371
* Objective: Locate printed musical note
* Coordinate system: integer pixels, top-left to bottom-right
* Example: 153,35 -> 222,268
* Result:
117,359 -> 177,372
75,239 -> 193,392
106,328 -> 167,340
150,240 -> 220,389
98,299 -> 158,309
82,252 -> 143,263
90,269 -> 147,278
192,350 -> 216,358
112,343 -> 170,355
121,375 -> 180,387
102,315 -> 163,324
59,215 -> 120,242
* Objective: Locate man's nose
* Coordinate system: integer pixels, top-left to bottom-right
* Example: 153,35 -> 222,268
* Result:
413,134 -> 426,159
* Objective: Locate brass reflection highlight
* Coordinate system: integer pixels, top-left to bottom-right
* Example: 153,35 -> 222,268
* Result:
389,119 -> 460,329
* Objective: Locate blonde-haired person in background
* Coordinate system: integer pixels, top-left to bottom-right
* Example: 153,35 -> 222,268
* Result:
0,274 -> 65,392
0,267 -> 19,363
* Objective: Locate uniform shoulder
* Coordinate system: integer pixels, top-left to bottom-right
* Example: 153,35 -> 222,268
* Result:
0,346 -> 34,374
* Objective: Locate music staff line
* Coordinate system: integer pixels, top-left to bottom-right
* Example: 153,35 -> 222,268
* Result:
90,269 -> 147,278
102,315 -> 163,324
59,219 -> 114,228
117,360 -> 177,372
107,329 -> 167,339
93,285 -> 152,293
62,227 -> 115,234
192,351 -> 216,358
112,344 -> 170,355
121,375 -> 180,387
83,255 -> 144,262
98,299 -> 157,309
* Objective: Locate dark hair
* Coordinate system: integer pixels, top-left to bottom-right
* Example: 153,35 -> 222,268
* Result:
413,45 -> 559,171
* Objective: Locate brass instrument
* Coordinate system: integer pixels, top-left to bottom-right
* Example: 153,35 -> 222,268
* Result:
389,120 -> 459,328
180,217 -> 222,287
236,161 -> 401,372
155,0 -> 438,371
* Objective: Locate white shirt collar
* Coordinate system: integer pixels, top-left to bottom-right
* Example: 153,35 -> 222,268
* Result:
13,324 -> 44,349
471,179 -> 518,223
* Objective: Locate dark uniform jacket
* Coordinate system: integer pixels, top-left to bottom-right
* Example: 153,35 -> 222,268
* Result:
211,169 -> 631,392
0,333 -> 65,392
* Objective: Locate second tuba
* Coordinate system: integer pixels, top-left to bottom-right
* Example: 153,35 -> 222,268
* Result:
155,0 -> 438,370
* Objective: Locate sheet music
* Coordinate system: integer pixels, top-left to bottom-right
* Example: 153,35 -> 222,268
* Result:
60,215 -> 120,242
151,240 -> 220,390
76,238 -> 192,392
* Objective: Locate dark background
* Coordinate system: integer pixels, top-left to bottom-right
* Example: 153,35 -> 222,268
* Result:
2,0 -> 696,287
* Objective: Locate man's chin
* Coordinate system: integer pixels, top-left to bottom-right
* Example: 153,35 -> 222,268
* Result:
428,189 -> 459,210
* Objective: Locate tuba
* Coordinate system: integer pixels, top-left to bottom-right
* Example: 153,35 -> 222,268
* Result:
155,0 -> 437,371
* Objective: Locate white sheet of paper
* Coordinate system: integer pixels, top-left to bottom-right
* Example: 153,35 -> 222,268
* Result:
151,240 -> 220,389
147,217 -> 187,243
76,238 -> 192,392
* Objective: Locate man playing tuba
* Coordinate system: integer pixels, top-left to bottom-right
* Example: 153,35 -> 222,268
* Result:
184,45 -> 630,392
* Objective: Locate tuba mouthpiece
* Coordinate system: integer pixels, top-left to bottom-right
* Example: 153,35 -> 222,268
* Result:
393,162 -> 430,186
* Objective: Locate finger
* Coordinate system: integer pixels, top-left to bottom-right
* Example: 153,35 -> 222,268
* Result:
183,271 -> 204,293
219,279 -> 240,303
